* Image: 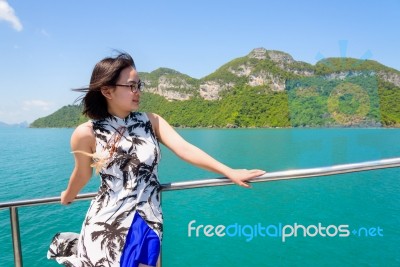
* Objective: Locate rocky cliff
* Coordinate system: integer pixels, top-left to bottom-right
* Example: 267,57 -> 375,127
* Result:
138,47 -> 400,101
31,47 -> 400,128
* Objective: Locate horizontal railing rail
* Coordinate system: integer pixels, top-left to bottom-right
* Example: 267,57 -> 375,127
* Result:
1,157 -> 400,210
1,157 -> 400,267
161,157 -> 400,191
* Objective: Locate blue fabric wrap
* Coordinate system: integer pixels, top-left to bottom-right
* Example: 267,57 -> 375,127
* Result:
120,213 -> 160,267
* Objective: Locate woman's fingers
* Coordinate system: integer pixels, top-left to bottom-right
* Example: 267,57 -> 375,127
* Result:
231,169 -> 266,188
240,181 -> 251,188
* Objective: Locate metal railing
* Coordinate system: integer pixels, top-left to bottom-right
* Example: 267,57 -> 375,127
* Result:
1,157 -> 400,267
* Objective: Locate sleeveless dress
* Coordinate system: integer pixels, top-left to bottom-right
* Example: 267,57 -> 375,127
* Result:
48,112 -> 163,267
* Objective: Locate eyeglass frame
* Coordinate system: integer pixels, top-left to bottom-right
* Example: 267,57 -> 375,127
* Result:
114,80 -> 145,93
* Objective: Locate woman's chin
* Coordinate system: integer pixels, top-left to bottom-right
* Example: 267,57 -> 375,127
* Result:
130,103 -> 140,111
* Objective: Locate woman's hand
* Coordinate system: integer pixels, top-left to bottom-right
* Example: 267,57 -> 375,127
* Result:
60,190 -> 74,205
225,169 -> 266,188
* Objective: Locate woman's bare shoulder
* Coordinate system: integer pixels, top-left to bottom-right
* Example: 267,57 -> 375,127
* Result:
146,112 -> 161,127
72,121 -> 95,141
146,112 -> 163,123
146,112 -> 162,137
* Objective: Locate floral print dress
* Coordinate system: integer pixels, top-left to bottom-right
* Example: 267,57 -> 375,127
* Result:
48,112 -> 163,267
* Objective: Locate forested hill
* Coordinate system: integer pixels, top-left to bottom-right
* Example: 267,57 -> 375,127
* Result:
31,48 -> 400,128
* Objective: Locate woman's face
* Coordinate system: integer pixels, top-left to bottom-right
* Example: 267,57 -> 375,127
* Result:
109,66 -> 141,114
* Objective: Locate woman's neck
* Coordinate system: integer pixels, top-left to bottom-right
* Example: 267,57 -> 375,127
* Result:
107,108 -> 131,120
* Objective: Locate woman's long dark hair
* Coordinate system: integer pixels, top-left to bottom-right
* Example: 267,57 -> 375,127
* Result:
74,53 -> 135,120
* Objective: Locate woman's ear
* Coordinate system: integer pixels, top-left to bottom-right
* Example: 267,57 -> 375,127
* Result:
100,86 -> 113,100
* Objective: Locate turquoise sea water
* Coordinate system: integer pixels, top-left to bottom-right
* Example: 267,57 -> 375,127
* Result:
0,127 -> 399,266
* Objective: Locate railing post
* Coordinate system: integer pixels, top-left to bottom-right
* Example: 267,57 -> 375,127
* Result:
157,192 -> 162,267
10,207 -> 23,267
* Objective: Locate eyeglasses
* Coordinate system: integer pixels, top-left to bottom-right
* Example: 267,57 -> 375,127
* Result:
114,80 -> 145,93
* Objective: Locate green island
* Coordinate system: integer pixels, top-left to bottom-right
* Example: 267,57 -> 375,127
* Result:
31,48 -> 400,128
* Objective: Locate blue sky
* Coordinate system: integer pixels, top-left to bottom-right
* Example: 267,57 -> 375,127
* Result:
0,0 -> 399,124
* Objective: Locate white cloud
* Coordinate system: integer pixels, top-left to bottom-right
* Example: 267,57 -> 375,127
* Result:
0,0 -> 23,31
22,100 -> 54,111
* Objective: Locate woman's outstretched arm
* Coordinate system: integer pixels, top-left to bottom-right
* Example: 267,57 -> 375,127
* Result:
148,113 -> 265,188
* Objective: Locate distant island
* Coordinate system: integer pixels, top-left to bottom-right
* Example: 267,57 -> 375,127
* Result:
31,48 -> 400,128
0,121 -> 29,128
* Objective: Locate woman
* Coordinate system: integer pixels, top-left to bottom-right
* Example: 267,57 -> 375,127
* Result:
48,53 -> 265,267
